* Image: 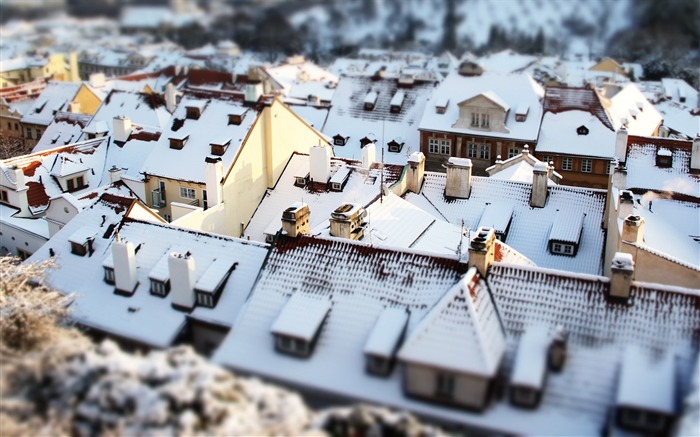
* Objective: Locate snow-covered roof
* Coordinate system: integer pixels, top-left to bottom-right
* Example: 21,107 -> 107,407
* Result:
406,172 -> 607,274
477,203 -> 513,235
604,83 -> 663,136
322,76 -> 435,166
194,255 -> 237,294
33,112 -> 91,152
478,50 -> 538,74
655,100 -> 700,139
486,150 -> 561,185
20,81 -> 81,127
419,72 -> 544,142
398,269 -> 506,376
287,104 -> 329,130
617,345 -> 676,414
243,153 -> 403,243
26,195 -> 268,347
271,292 -> 332,341
81,90 -> 171,140
548,209 -> 584,243
141,94 -> 258,183
264,60 -> 338,103
363,307 -> 409,358
625,138 -> 699,197
535,110 -> 616,158
510,325 -> 550,389
661,78 -> 699,109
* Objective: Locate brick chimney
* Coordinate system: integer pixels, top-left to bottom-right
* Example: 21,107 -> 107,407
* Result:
113,116 -> 132,143
205,157 -> 223,209
330,203 -> 367,240
169,251 -> 196,311
310,145 -> 331,186
281,202 -> 310,238
112,236 -> 138,295
445,157 -> 472,198
615,127 -> 629,164
362,142 -> 376,170
609,252 -> 634,299
621,214 -> 645,244
468,227 -> 496,276
691,135 -> 700,173
618,190 -> 635,219
530,161 -> 549,208
406,152 -> 425,193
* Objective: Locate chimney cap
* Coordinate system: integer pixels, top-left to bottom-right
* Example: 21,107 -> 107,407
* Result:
407,151 -> 425,163
447,157 -> 473,168
611,252 -> 634,271
533,161 -> 548,173
205,156 -> 222,164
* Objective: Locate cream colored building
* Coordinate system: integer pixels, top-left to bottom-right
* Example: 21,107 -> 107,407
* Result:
1,52 -> 79,88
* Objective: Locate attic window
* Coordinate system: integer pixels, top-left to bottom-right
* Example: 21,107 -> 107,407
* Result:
271,293 -> 331,358
364,91 -> 378,111
333,134 -> 348,146
186,106 -> 202,120
390,91 -> 405,113
150,279 -> 170,296
387,140 -> 404,153
194,257 -> 237,309
294,173 -> 310,188
515,105 -> 529,122
0,190 -> 8,204
548,210 -> 584,256
210,139 -> 231,156
359,136 -> 374,147
169,135 -> 189,150
228,112 -> 244,125
656,148 -> 672,168
364,308 -> 408,377
68,229 -> 96,257
103,266 -> 115,284
576,125 -> 589,135
329,166 -> 351,192
435,97 -> 449,114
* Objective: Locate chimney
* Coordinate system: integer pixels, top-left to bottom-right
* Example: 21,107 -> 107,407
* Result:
108,165 -> 122,183
281,202 -> 310,238
468,227 -> 496,276
205,157 -> 223,208
618,190 -> 634,219
612,163 -> 627,190
609,252 -> 634,299
169,251 -> 196,311
11,166 -> 26,190
245,80 -> 263,104
330,203 -> 367,240
530,161 -> 549,208
89,72 -> 105,88
445,157 -> 472,198
361,142 -> 376,170
69,102 -> 81,113
113,116 -> 132,143
621,215 -> 645,244
548,325 -> 568,373
310,145 -> 330,186
691,135 -> 700,172
615,127 -> 629,164
406,152 -> 425,194
112,237 -> 138,295
165,82 -> 177,113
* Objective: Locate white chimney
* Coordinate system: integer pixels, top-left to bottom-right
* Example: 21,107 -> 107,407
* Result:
108,165 -> 122,184
609,252 -> 635,299
361,142 -> 376,170
615,127 -> 629,164
468,227 -> 496,276
89,72 -> 106,88
612,164 -> 627,190
169,251 -> 196,310
621,215 -> 645,244
691,135 -> 700,172
205,157 -> 223,208
618,190 -> 635,219
445,157 -> 472,198
245,80 -> 264,104
530,161 -> 549,208
11,166 -> 26,190
69,102 -> 81,113
112,238 -> 138,295
281,202 -> 310,238
165,82 -> 177,113
310,146 -> 331,185
406,152 -> 425,194
113,116 -> 132,143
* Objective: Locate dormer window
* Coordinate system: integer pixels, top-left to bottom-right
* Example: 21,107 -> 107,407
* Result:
390,91 -> 405,113
271,293 -> 331,358
576,125 -> 589,135
333,134 -> 348,146
66,175 -> 85,192
294,173 -> 309,188
549,210 -> 584,256
1,189 -> 9,204
103,266 -> 115,284
515,104 -> 529,122
169,134 -> 189,150
359,136 -> 374,148
186,106 -> 202,120
151,279 -> 170,296
329,166 -> 351,192
656,148 -> 672,167
228,112 -> 245,125
149,252 -> 172,297
387,139 -> 404,153
68,229 -> 96,257
363,91 -> 378,111
364,308 -> 408,377
435,97 -> 449,114
194,257 -> 237,309
210,139 -> 231,156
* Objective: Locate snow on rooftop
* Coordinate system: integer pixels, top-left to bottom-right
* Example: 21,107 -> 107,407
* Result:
625,141 -> 700,197
510,325 -> 550,388
617,345 -> 676,413
535,110 -> 616,158
51,156 -> 89,178
20,81 -> 81,126
81,91 -> 170,140
477,203 -> 513,235
606,83 -> 663,136
270,292 -> 331,341
363,307 -> 409,358
195,256 -> 237,294
407,173 -> 606,274
419,72 -> 543,143
548,209 -> 584,243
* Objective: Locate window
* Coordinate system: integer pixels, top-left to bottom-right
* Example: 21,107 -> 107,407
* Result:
333,135 -> 346,146
67,178 -> 75,191
0,190 -> 8,203
468,143 -> 478,158
481,113 -> 490,128
508,147 -> 519,159
26,128 -> 32,139
104,267 -> 115,284
16,248 -> 31,260
439,139 -> 451,155
180,187 -> 196,199
562,158 -> 573,171
581,159 -> 592,173
429,138 -> 440,154
551,242 -> 575,256
35,129 -> 41,139
196,292 -> 214,308
512,387 -> 538,407
620,409 -> 665,432
276,335 -> 309,356
480,144 -> 490,160
606,161 -> 612,175
367,355 -> 391,376
71,241 -> 88,256
435,372 -> 455,399
471,112 -> 479,127
150,279 -> 170,296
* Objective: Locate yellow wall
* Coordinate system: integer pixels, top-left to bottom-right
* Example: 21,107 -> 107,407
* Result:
144,176 -> 206,221
590,58 -> 626,76
73,84 -> 103,115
